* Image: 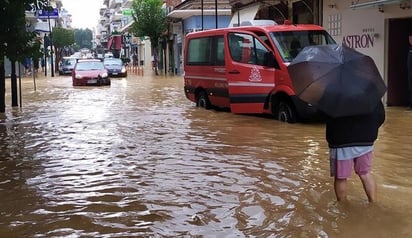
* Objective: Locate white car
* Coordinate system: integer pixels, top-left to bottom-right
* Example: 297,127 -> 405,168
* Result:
104,53 -> 114,58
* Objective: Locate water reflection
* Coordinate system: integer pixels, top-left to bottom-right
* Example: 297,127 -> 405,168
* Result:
0,74 -> 411,237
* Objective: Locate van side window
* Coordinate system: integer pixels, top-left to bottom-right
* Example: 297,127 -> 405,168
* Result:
228,33 -> 271,66
228,33 -> 247,62
186,36 -> 224,66
216,36 -> 225,65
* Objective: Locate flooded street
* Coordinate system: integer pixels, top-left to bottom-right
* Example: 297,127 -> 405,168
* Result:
0,72 -> 411,237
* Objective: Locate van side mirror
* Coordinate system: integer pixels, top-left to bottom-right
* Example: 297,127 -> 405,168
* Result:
264,52 -> 280,69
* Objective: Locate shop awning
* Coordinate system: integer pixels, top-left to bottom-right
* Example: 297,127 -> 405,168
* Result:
107,37 -> 114,50
167,9 -> 232,19
120,21 -> 134,33
112,35 -> 122,50
107,35 -> 122,50
350,0 -> 405,9
229,4 -> 260,27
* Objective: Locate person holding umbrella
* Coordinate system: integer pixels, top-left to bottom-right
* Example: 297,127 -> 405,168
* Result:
288,44 -> 387,202
326,101 -> 385,203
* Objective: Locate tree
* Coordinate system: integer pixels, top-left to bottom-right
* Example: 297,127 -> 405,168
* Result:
131,0 -> 167,75
52,27 -> 75,72
74,28 -> 93,49
0,0 -> 44,110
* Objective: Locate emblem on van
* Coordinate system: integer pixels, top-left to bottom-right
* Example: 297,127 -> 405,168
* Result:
249,66 -> 262,82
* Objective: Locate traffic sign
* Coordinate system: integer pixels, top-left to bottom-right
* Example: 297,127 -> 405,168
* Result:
122,9 -> 133,16
37,8 -> 59,19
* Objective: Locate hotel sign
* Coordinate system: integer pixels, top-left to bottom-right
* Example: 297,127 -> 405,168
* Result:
342,28 -> 375,49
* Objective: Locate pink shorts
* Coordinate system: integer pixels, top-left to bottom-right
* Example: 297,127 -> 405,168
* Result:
331,151 -> 373,179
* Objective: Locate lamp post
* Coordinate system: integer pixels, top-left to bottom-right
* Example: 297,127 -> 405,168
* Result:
44,34 -> 48,77
201,0 -> 204,30
215,0 -> 218,29
47,0 -> 54,77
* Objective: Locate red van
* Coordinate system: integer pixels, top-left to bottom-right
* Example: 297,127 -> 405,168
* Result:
183,20 -> 336,123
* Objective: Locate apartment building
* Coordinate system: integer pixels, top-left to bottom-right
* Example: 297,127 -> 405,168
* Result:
95,0 -> 151,65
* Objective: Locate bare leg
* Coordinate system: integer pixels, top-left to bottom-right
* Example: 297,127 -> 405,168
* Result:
334,178 -> 348,202
359,173 -> 377,202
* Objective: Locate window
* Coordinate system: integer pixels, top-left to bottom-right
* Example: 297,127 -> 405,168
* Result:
270,30 -> 336,62
186,36 -> 224,66
327,14 -> 342,37
228,33 -> 270,66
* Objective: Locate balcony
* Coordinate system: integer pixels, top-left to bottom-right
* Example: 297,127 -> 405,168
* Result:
122,0 -> 133,8
109,0 -> 123,9
100,5 -> 107,15
100,17 -> 107,24
54,0 -> 63,8
110,13 -> 123,22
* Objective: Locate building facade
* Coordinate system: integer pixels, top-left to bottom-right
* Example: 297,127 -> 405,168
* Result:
170,0 -> 411,106
322,0 -> 411,106
167,0 -> 232,74
96,0 -> 152,67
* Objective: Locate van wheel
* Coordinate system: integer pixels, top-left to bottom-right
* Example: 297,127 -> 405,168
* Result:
197,91 -> 211,109
277,101 -> 297,123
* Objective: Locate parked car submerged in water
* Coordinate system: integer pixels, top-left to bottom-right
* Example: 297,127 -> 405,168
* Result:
59,57 -> 77,75
103,58 -> 127,77
72,59 -> 110,86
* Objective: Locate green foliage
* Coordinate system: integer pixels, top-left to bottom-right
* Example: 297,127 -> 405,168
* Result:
121,57 -> 131,64
52,27 -> 75,48
0,0 -> 43,63
52,27 -> 75,71
74,28 -> 93,49
131,0 -> 167,49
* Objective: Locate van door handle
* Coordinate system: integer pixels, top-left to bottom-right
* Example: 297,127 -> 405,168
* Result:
228,70 -> 240,74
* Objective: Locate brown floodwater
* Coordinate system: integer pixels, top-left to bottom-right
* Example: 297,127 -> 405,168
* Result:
0,72 -> 411,237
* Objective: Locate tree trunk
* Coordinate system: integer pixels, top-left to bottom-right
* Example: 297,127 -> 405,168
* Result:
55,47 -> 62,73
0,61 -> 5,113
153,48 -> 159,75
11,61 -> 18,107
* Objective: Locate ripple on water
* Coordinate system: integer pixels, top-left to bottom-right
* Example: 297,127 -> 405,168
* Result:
0,77 -> 411,237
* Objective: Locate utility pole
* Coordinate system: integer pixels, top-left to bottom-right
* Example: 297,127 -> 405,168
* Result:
215,0 -> 218,29
47,0 -> 54,77
44,35 -> 48,76
201,0 -> 204,30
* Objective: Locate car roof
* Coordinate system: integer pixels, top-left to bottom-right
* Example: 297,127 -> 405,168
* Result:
104,58 -> 121,61
77,59 -> 102,63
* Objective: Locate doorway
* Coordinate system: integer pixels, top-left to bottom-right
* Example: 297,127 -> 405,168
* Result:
387,18 -> 412,106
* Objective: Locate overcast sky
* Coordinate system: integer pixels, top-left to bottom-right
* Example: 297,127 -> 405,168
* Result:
62,0 -> 103,30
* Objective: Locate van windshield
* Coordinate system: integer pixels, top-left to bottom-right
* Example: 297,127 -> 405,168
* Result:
270,30 -> 336,62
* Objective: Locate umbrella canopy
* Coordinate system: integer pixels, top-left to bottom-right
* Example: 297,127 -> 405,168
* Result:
288,44 -> 387,118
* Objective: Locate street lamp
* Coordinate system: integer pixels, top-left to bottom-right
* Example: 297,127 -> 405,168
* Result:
47,0 -> 54,77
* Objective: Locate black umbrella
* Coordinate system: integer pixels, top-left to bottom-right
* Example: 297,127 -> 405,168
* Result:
288,44 -> 387,118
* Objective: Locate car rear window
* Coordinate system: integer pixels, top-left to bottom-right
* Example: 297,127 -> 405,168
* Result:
104,59 -> 122,66
76,61 -> 105,70
63,59 -> 76,65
